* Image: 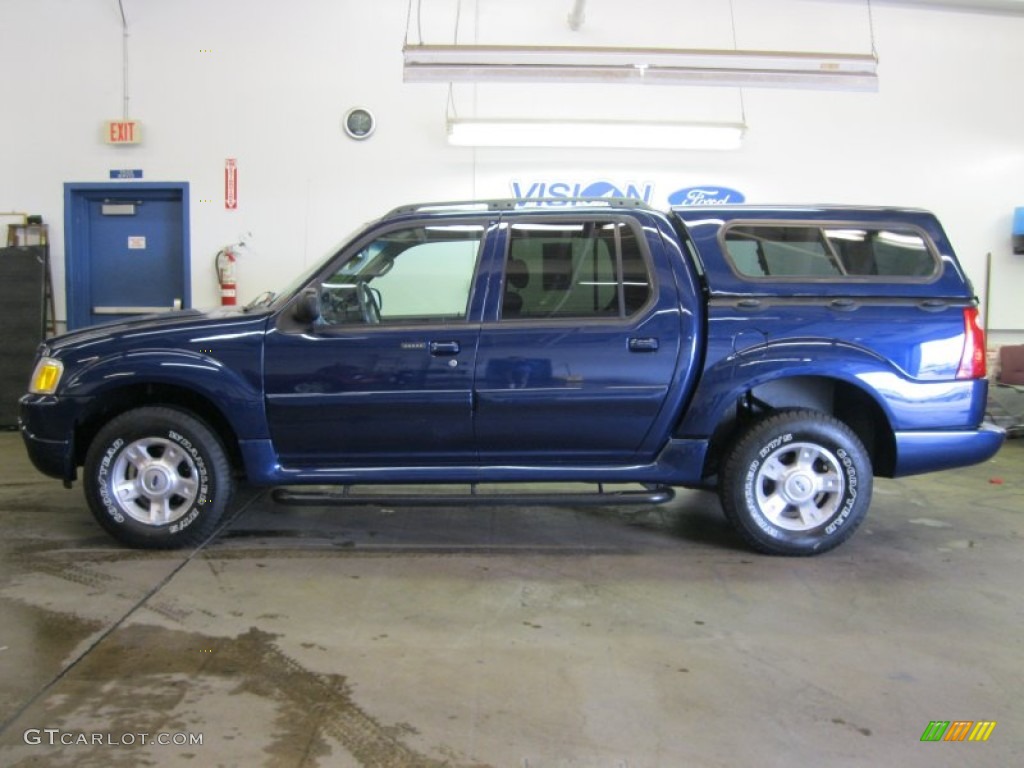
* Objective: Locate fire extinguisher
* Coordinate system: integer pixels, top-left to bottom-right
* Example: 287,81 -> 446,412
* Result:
215,245 -> 237,306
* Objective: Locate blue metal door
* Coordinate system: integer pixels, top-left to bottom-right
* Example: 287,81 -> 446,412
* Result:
64,183 -> 190,330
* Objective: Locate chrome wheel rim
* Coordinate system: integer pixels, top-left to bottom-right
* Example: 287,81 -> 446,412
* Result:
109,437 -> 199,526
754,441 -> 844,532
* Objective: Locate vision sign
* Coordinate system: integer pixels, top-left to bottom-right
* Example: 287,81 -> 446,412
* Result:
511,180 -> 654,204
510,180 -> 746,207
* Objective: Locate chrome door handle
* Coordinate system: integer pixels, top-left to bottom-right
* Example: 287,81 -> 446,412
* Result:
429,341 -> 461,356
829,298 -> 857,311
628,337 -> 659,352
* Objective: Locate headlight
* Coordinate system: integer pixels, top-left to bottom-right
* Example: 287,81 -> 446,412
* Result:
29,357 -> 64,395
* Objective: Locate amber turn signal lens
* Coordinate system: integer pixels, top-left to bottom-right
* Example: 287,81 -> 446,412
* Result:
29,358 -> 64,395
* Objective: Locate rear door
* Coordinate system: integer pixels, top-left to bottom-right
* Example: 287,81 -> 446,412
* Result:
473,212 -> 684,463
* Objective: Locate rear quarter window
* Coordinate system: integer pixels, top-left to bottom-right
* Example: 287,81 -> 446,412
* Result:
722,222 -> 939,281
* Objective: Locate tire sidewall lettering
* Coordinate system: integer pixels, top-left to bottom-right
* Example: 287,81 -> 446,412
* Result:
743,457 -> 780,539
745,432 -> 795,539
758,432 -> 792,460
97,438 -> 126,524
825,448 -> 858,535
168,430 -> 211,507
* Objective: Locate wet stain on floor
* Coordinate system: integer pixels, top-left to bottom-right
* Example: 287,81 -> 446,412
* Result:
0,601 -> 106,728
1,519 -> 491,766
4,621 -> 488,768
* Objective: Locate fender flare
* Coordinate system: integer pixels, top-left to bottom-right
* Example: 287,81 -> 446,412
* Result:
676,340 -> 902,438
65,349 -> 268,440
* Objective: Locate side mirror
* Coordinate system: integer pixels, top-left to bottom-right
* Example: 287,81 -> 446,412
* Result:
292,289 -> 320,325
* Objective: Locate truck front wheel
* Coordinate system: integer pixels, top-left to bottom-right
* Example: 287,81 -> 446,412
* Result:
719,409 -> 872,556
83,407 -> 234,549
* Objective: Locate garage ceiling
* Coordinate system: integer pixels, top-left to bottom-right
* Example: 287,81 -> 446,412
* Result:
861,0 -> 1024,11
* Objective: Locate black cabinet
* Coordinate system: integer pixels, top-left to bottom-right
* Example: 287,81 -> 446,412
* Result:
0,245 -> 46,427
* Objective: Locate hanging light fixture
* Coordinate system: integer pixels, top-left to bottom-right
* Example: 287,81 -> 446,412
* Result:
405,44 -> 878,92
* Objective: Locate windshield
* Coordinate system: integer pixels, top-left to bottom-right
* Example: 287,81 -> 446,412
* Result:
255,221 -> 374,312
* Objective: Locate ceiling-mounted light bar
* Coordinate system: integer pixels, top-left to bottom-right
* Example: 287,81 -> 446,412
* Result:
446,119 -> 745,150
405,44 -> 878,91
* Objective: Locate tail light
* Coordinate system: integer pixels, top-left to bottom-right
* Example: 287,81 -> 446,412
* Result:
956,307 -> 987,380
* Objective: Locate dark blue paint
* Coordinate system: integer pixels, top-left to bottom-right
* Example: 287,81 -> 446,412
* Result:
21,202 -> 1002,491
264,323 -> 479,464
471,212 -> 696,462
673,205 -> 973,299
38,309 -> 269,439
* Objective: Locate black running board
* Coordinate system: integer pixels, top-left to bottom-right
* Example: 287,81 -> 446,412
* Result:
271,484 -> 674,508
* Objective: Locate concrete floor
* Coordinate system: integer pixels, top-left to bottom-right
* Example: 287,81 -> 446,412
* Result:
0,430 -> 1020,767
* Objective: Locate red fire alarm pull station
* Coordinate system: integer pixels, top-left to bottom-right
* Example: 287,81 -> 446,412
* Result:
225,158 -> 238,210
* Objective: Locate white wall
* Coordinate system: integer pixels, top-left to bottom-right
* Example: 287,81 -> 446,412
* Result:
0,0 -> 1022,340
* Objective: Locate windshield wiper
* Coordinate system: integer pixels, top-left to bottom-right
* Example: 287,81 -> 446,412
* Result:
243,291 -> 276,311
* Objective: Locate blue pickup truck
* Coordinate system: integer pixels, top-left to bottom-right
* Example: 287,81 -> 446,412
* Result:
20,199 -> 1003,554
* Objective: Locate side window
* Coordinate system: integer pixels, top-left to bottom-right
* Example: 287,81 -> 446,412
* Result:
318,225 -> 482,325
502,219 -> 652,320
824,228 -> 935,277
725,226 -> 841,277
724,223 -> 938,280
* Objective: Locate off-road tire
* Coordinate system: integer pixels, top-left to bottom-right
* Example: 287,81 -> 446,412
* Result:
83,407 -> 234,549
719,409 -> 873,556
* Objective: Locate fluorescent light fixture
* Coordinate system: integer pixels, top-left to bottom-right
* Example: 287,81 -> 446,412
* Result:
405,45 -> 878,92
825,229 -> 868,242
447,118 -> 745,150
878,230 -> 927,248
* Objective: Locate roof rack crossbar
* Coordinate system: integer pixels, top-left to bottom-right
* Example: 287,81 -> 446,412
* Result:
384,197 -> 654,218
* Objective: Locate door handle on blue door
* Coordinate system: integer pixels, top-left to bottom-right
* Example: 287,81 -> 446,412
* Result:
429,341 -> 460,356
829,298 -> 857,311
628,337 -> 659,352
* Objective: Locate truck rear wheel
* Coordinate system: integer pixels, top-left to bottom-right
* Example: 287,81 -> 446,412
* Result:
719,409 -> 872,556
83,407 -> 234,549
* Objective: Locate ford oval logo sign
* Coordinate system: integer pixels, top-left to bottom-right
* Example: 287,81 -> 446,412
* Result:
669,186 -> 745,206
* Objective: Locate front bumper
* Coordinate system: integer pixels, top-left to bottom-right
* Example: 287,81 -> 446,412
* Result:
19,395 -> 77,484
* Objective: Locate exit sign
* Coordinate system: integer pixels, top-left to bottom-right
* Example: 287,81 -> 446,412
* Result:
105,120 -> 142,145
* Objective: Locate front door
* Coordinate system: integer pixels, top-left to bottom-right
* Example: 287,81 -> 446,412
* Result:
64,183 -> 190,330
264,220 -> 489,467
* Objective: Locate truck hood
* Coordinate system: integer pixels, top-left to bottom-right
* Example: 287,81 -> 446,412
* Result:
44,307 -> 270,354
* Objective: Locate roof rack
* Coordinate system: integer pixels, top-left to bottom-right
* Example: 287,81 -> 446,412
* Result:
384,197 -> 655,218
